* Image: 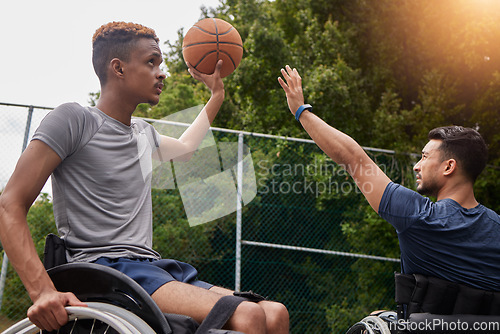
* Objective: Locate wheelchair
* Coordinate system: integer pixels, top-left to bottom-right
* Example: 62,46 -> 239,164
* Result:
345,273 -> 500,334
2,235 -> 246,334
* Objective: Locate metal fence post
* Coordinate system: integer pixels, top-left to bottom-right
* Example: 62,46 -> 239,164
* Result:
0,105 -> 34,309
0,255 -> 9,309
22,106 -> 34,153
234,133 -> 244,292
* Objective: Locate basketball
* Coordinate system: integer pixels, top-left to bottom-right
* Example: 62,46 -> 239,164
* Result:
182,18 -> 243,78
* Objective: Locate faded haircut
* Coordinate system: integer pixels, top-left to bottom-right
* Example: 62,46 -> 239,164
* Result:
92,21 -> 159,85
428,126 -> 488,182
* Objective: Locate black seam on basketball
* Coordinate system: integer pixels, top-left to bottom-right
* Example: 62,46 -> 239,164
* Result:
218,42 -> 243,47
183,41 -> 242,49
191,26 -> 234,36
219,50 -> 237,68
182,41 -> 218,49
214,18 -> 220,59
193,50 -> 218,68
218,27 -> 235,36
192,26 -> 217,36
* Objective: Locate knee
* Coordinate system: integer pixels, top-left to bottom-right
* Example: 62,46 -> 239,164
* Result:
230,301 -> 267,334
263,302 -> 289,333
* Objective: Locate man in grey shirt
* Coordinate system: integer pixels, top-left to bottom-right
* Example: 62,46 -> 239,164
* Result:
32,102 -> 162,263
0,21 -> 289,333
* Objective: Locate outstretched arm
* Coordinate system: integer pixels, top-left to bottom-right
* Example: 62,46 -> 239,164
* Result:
153,60 -> 225,162
0,140 -> 86,331
278,65 -> 391,212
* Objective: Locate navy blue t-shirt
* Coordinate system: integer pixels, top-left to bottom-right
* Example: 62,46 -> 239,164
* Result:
378,182 -> 500,291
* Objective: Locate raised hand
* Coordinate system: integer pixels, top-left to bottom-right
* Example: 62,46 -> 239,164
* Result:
278,65 -> 305,117
187,60 -> 224,95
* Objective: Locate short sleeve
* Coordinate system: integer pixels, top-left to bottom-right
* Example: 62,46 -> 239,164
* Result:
132,119 -> 161,150
378,182 -> 433,232
149,123 -> 161,150
31,103 -> 95,160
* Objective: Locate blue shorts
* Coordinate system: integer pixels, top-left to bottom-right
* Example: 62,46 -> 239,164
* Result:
94,257 -> 213,295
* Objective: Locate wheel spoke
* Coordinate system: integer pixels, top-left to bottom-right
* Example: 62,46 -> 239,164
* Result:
69,317 -> 77,334
2,302 -> 155,334
89,319 -> 96,333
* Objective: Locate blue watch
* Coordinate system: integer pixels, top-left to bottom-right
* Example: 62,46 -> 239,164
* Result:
295,104 -> 313,121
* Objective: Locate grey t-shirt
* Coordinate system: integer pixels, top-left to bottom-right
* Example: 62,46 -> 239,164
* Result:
32,102 -> 161,262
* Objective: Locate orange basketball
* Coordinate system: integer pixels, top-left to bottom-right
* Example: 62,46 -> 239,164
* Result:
182,18 -> 243,78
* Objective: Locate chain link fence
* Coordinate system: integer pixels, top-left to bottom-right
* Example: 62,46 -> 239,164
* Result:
0,102 -> 413,333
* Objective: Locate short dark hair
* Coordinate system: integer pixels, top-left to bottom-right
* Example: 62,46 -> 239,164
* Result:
428,126 -> 488,182
92,21 -> 159,85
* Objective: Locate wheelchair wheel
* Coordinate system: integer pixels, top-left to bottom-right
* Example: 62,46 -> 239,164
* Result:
1,302 -> 155,334
345,314 -> 393,334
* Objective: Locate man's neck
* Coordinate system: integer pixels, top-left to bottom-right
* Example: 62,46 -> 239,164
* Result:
96,99 -> 135,125
96,90 -> 137,126
436,181 -> 479,209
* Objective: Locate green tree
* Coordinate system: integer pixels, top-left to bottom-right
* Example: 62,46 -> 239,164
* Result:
96,0 -> 500,331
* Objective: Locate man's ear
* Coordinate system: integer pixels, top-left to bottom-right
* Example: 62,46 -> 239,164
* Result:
110,58 -> 124,78
443,159 -> 457,176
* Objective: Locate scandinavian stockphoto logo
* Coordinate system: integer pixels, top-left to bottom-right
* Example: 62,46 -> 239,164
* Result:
256,157 -> 390,198
151,105 -> 257,227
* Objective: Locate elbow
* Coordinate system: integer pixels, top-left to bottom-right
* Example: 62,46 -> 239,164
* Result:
0,194 -> 11,222
0,192 -> 29,228
171,143 -> 198,162
173,151 -> 195,162
0,195 -> 13,235
0,197 -> 5,226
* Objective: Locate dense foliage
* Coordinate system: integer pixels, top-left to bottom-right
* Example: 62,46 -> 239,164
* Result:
136,0 -> 500,331
138,0 -> 499,210
2,1 -> 498,332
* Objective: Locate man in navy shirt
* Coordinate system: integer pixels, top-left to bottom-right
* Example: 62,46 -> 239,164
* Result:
278,65 -> 500,291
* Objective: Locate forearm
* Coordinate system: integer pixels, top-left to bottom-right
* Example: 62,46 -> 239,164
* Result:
202,88 -> 225,124
279,65 -> 391,211
0,203 -> 56,302
154,89 -> 224,162
298,110 -> 367,171
298,110 -> 390,211
178,89 -> 224,144
154,59 -> 228,161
